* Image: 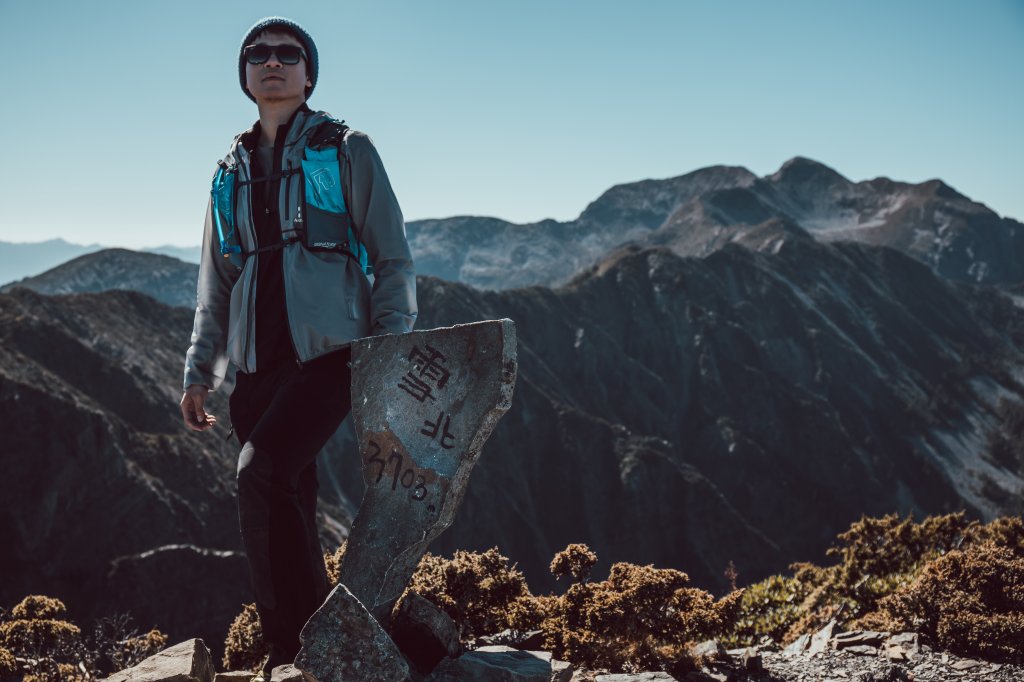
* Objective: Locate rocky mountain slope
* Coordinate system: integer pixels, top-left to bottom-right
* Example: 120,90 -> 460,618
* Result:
322,227 -> 1024,592
4,229 -> 1023,650
0,289 -> 350,663
0,249 -> 200,307
406,157 -> 1024,289
398,234 -> 1024,591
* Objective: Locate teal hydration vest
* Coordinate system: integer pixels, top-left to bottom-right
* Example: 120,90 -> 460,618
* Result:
211,120 -> 372,275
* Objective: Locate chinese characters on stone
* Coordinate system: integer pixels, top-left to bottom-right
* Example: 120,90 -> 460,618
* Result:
397,343 -> 457,449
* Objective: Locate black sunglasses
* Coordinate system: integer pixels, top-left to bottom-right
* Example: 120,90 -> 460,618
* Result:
244,43 -> 307,65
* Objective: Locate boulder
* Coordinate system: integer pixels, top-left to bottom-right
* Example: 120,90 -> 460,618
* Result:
427,645 -> 551,681
781,634 -> 809,657
686,640 -> 725,661
213,672 -> 252,682
596,673 -> 679,681
294,583 -> 409,682
807,619 -> 836,656
478,629 -> 545,651
103,638 -> 214,682
389,592 -> 462,674
739,648 -> 762,674
833,630 -> 888,649
550,658 -> 573,682
266,665 -> 304,682
882,632 -> 921,662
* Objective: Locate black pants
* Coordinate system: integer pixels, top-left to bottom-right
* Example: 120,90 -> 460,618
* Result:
229,348 -> 352,663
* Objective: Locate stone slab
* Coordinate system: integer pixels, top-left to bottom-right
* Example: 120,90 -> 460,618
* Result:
268,665 -> 304,682
294,583 -> 409,682
390,591 -> 462,674
427,647 -> 550,681
551,658 -> 573,682
808,619 -> 836,656
103,638 -> 214,682
833,630 -> 888,648
214,672 -> 253,682
782,633 -> 809,657
338,319 -> 518,623
596,673 -> 679,681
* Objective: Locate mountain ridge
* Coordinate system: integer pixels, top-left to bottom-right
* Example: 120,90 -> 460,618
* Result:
4,232 -> 1023,652
8,156 -> 1018,290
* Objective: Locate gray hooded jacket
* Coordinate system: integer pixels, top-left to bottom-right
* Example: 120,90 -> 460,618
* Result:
183,108 -> 417,391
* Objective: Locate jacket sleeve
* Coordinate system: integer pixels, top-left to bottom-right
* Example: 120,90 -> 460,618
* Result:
345,131 -> 418,336
183,196 -> 236,391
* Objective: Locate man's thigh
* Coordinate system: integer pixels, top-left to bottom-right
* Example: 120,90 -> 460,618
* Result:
245,349 -> 353,485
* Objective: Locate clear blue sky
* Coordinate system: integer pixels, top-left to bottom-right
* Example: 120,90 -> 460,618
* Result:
1,0 -> 1021,248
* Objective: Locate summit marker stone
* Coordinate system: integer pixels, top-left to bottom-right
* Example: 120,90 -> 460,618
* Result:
296,319 -> 517,680
337,319 -> 517,623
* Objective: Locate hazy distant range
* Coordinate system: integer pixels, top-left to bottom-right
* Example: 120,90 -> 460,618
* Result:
0,239 -> 200,285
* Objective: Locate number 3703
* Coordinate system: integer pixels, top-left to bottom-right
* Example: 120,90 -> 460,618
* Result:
366,440 -> 428,501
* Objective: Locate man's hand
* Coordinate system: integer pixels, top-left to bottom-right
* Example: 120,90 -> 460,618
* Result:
181,384 -> 217,432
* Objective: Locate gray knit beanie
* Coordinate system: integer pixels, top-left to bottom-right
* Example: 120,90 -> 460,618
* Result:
239,16 -> 319,102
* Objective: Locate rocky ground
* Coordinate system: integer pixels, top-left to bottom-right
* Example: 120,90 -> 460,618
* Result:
97,624 -> 1022,682
568,625 -> 1023,682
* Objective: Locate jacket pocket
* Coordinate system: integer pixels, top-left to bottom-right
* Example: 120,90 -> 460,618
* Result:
343,260 -> 370,320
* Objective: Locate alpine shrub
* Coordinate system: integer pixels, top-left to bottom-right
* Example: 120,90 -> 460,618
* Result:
11,597 -> 67,622
777,512 -> 973,641
221,603 -> 266,673
0,647 -> 16,678
722,573 -> 806,647
550,544 -> 597,583
541,556 -> 743,673
873,542 -> 1024,662
406,547 -> 536,642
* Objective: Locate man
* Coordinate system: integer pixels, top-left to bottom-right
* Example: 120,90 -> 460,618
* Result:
179,16 -> 417,679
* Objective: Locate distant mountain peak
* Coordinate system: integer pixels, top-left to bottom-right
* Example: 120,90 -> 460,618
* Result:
576,164 -> 758,229
769,156 -> 851,186
1,248 -> 199,308
918,178 -> 969,202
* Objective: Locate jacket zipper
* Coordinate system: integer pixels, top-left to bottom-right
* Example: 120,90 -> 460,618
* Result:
275,128 -> 303,368
284,159 -> 292,222
286,161 -> 303,368
238,147 -> 258,374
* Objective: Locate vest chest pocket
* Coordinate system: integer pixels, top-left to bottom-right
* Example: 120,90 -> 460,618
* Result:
300,147 -> 352,253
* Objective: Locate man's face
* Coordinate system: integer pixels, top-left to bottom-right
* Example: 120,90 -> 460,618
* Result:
244,30 -> 311,103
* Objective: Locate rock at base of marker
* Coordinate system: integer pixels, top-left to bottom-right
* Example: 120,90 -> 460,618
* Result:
426,645 -> 551,681
295,583 -> 409,682
214,672 -> 254,682
595,673 -> 680,681
389,591 -> 462,675
102,638 -> 214,682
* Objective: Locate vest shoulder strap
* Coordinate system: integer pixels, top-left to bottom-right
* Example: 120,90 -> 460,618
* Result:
307,118 -> 350,150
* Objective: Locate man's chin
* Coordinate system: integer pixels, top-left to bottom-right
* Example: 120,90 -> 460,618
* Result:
256,93 -> 304,105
